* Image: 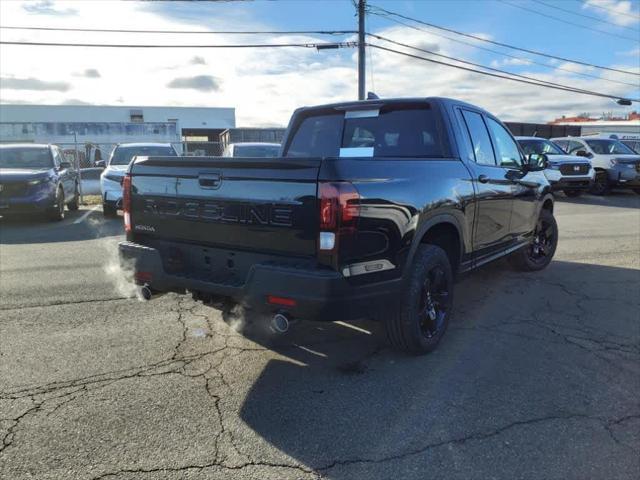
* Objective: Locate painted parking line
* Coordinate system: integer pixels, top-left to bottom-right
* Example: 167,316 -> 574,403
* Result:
73,205 -> 101,224
334,321 -> 372,335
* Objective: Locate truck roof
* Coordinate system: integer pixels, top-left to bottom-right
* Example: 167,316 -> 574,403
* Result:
294,97 -> 488,115
115,142 -> 173,148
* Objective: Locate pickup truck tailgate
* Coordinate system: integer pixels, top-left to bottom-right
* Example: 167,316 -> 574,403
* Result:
129,157 -> 320,257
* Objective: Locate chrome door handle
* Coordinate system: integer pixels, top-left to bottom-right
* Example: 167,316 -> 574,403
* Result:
478,174 -> 489,184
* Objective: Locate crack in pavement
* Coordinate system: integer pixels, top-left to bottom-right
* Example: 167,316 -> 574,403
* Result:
315,412 -> 640,473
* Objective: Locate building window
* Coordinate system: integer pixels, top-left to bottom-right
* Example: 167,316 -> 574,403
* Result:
130,109 -> 144,123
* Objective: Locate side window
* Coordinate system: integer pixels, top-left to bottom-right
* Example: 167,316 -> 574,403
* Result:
51,148 -> 61,168
567,140 -> 585,154
553,140 -> 568,151
486,117 -> 523,168
460,110 -> 496,165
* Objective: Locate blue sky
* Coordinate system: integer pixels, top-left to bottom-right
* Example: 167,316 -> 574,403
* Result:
1,0 -> 638,126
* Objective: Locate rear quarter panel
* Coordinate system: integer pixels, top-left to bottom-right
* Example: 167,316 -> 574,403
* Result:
320,157 -> 476,281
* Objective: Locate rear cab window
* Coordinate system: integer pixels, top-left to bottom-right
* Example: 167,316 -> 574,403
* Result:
284,103 -> 447,158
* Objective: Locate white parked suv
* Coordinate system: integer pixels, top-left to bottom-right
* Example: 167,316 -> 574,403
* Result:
100,143 -> 177,217
516,137 -> 594,197
551,136 -> 640,195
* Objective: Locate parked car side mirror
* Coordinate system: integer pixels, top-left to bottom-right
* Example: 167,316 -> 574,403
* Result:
575,150 -> 591,158
525,153 -> 548,172
95,160 -> 106,168
59,161 -> 72,169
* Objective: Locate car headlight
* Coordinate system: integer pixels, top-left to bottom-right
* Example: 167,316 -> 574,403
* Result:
27,178 -> 47,186
609,159 -> 619,166
547,163 -> 560,170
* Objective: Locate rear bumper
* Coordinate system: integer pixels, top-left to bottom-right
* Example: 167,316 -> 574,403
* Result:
119,241 -> 400,321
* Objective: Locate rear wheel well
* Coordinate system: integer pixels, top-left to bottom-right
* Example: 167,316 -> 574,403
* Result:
420,223 -> 461,275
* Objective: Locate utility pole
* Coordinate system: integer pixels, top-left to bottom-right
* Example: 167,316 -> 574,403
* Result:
358,0 -> 366,100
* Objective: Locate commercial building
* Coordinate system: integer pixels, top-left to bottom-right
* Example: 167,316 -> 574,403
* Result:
0,104 -> 236,163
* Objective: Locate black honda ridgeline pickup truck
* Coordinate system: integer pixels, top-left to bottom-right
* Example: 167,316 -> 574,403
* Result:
119,97 -> 557,354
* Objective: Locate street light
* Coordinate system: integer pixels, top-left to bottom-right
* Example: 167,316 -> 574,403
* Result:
616,99 -> 632,106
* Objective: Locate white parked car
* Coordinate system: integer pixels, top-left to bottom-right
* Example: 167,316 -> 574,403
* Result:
79,168 -> 103,196
100,143 -> 177,217
516,137 -> 594,197
221,142 -> 280,158
551,136 -> 640,195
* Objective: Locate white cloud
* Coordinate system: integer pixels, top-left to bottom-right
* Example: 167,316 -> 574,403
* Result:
583,0 -> 640,27
0,0 -> 638,126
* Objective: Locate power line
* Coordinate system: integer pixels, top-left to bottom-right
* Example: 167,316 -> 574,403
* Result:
498,0 -> 639,42
532,0 -> 639,31
368,12 -> 639,88
367,4 -> 639,76
367,33 -> 630,97
0,25 -> 357,35
0,40 -> 357,49
573,0 -> 640,20
367,43 -> 638,102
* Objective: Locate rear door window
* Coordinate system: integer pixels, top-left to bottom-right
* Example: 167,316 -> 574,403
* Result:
460,110 -> 496,166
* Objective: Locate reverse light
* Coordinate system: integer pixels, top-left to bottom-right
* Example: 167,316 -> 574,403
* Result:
318,181 -> 360,251
122,174 -> 132,233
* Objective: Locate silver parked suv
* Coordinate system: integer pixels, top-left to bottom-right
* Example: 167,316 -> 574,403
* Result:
551,136 -> 640,195
516,137 -> 594,197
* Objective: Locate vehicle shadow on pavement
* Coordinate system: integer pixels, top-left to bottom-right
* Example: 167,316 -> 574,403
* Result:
235,259 -> 639,478
556,190 -> 640,208
0,209 -> 123,244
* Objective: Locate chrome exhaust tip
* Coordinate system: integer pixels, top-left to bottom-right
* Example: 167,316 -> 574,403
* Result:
139,285 -> 153,301
270,313 -> 290,334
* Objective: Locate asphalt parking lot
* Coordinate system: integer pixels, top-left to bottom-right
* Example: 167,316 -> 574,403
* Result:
1,193 -> 639,480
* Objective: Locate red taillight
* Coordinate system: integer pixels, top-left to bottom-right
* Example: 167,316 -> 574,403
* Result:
122,174 -> 132,233
267,295 -> 297,307
318,182 -> 360,231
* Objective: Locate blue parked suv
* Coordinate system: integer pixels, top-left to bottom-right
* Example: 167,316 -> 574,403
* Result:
0,144 -> 79,221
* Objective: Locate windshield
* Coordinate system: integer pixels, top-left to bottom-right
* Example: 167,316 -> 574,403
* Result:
109,145 -> 176,165
0,147 -> 53,169
233,145 -> 280,157
585,139 -> 635,155
518,139 -> 565,156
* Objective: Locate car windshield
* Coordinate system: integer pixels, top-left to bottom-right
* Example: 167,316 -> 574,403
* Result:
233,145 -> 280,157
110,145 -> 176,165
0,147 -> 53,169
585,139 -> 635,155
518,139 -> 565,156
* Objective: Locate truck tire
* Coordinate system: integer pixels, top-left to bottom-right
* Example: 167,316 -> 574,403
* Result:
590,171 -> 610,196
510,209 -> 558,272
563,190 -> 582,198
384,245 -> 453,355
47,187 -> 65,221
103,204 -> 118,218
67,183 -> 80,211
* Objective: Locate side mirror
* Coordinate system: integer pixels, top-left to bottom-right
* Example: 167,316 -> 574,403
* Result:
95,160 -> 106,168
526,153 -> 548,172
59,161 -> 72,169
575,150 -> 591,158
